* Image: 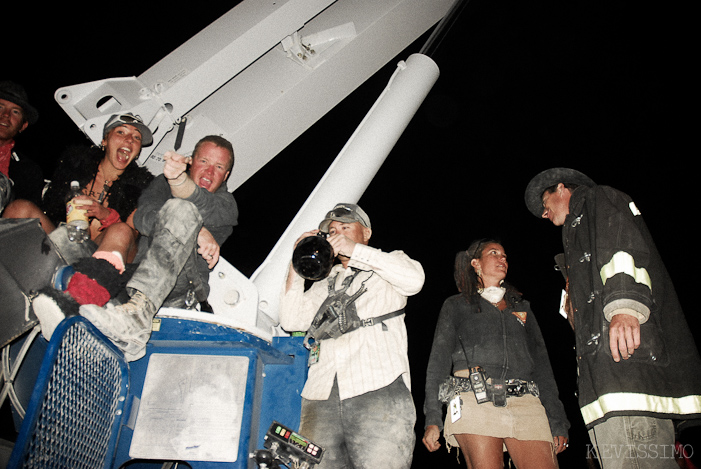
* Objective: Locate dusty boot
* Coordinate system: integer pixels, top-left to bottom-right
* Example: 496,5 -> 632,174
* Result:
79,291 -> 157,362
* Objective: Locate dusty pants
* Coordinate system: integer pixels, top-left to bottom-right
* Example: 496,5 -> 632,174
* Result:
300,376 -> 416,469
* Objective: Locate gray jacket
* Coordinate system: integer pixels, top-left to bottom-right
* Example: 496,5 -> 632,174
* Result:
133,174 -> 238,305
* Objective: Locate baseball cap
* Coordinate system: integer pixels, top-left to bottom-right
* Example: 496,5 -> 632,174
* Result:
103,113 -> 153,146
319,203 -> 371,232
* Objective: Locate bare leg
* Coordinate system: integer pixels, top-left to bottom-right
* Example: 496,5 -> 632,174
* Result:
454,433 -> 504,469
2,199 -> 55,233
93,222 -> 138,264
504,438 -> 558,469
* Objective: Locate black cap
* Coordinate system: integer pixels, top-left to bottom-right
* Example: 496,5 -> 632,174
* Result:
0,80 -> 39,125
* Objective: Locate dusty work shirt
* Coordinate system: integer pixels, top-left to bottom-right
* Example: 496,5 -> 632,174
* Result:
280,243 -> 425,401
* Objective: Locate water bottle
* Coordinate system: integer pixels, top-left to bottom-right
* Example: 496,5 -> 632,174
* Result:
65,180 -> 89,243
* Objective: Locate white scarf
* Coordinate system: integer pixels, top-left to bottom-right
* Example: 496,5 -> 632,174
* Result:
480,286 -> 505,304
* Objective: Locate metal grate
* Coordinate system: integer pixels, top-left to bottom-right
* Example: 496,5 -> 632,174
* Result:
13,318 -> 127,469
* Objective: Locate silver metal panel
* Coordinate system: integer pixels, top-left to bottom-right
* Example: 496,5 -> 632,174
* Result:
130,354 -> 250,462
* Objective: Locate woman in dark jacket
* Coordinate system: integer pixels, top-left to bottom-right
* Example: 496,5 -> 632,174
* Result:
3,113 -> 153,305
422,239 -> 569,468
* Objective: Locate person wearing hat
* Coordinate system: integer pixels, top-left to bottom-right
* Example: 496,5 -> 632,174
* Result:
279,203 -> 425,469
525,168 -> 701,468
32,135 -> 238,362
0,80 -> 44,208
4,112 -> 154,307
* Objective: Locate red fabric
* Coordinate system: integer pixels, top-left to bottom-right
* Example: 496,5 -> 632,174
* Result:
98,208 -> 121,231
676,441 -> 698,469
0,141 -> 14,176
66,272 -> 110,306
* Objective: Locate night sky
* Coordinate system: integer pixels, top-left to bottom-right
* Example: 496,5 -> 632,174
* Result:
7,1 -> 695,467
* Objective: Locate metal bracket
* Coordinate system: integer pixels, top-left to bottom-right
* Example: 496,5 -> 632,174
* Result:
281,23 -> 357,68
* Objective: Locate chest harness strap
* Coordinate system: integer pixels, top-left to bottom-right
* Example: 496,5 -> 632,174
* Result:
303,269 -> 404,349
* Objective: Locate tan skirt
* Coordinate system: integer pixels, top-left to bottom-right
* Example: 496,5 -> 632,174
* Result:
443,388 -> 554,450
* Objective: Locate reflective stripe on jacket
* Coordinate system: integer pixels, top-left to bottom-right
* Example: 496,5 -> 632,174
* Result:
562,185 -> 701,428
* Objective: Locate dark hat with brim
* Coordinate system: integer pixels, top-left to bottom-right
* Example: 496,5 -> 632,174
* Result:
0,80 -> 39,125
524,168 -> 595,217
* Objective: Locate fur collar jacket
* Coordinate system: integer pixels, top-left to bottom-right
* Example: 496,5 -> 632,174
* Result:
42,144 -> 154,226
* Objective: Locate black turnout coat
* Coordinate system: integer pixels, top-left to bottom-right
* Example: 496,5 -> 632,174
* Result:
562,185 -> 701,428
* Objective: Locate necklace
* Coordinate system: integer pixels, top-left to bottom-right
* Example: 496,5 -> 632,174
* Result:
88,164 -> 115,203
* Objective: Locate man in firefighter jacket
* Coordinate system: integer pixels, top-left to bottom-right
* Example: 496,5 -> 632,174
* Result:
525,167 -> 701,468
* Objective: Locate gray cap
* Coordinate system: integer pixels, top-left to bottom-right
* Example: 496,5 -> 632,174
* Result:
319,203 -> 371,232
103,113 -> 153,146
524,167 -> 595,217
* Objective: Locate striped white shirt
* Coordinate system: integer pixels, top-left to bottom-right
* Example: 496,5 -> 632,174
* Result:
280,243 -> 425,401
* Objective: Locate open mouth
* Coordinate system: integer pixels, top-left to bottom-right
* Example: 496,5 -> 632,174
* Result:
198,177 -> 212,190
116,147 -> 132,163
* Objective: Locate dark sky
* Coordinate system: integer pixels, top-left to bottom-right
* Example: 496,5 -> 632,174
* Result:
8,1 -> 694,467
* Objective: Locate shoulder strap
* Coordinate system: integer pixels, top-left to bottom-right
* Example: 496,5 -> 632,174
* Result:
327,268 -> 361,294
360,308 -> 405,328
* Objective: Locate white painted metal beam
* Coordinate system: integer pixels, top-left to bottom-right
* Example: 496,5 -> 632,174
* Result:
54,0 -> 454,192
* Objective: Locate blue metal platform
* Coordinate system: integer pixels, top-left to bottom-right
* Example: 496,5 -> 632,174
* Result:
9,315 -> 308,468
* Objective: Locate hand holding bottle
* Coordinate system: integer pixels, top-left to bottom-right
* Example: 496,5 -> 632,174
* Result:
70,195 -> 110,220
66,180 -> 89,243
